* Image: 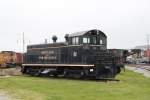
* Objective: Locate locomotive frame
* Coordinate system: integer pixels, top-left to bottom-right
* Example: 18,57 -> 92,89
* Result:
22,29 -> 123,79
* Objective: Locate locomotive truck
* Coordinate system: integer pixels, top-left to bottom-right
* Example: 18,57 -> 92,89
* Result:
22,29 -> 126,79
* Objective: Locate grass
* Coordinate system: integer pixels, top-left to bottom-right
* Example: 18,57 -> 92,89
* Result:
0,70 -> 150,100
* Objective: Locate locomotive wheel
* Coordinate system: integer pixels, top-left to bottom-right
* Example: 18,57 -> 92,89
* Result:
73,71 -> 84,79
63,69 -> 85,79
64,69 -> 69,78
53,73 -> 58,77
116,67 -> 121,73
104,68 -> 114,78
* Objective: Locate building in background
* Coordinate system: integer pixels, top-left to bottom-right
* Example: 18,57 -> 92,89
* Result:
109,49 -> 129,64
127,45 -> 150,64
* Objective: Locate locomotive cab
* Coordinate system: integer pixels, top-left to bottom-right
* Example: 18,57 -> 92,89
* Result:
65,29 -> 108,64
65,30 -> 119,78
68,29 -> 107,50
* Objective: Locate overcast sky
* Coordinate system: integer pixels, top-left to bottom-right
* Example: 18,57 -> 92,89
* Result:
0,0 -> 150,52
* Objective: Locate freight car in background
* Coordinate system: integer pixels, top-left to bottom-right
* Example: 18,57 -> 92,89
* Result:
22,29 -> 127,79
108,49 -> 128,65
0,51 -> 22,68
108,49 -> 128,71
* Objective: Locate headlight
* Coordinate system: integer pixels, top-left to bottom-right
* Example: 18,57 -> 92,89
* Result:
90,69 -> 94,72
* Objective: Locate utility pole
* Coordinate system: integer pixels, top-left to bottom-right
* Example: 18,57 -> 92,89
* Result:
23,32 -> 25,53
45,38 -> 48,44
147,34 -> 149,63
22,32 -> 25,64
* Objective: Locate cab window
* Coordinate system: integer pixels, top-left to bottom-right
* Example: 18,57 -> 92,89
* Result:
72,37 -> 76,45
93,37 -> 97,44
100,39 -> 103,44
83,37 -> 90,44
76,37 -> 79,44
72,37 -> 79,45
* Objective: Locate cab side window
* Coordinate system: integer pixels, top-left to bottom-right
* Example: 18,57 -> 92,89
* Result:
83,37 -> 90,44
72,37 -> 75,45
76,37 -> 79,44
93,37 -> 97,44
100,39 -> 103,44
72,37 -> 79,45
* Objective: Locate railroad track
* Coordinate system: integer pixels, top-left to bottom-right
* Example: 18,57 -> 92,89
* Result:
127,64 -> 150,71
136,66 -> 150,71
126,64 -> 150,78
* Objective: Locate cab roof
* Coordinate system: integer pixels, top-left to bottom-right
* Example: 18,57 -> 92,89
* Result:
69,29 -> 107,37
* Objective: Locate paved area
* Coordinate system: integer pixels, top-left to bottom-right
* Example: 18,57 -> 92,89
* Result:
126,65 -> 150,78
0,92 -> 10,100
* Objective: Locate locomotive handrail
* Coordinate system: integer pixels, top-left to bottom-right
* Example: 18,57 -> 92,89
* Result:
22,64 -> 95,67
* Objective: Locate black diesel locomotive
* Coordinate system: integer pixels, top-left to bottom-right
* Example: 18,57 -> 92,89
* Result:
22,29 -> 125,79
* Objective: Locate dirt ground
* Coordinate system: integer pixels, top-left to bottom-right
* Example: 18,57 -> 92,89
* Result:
0,92 -> 11,100
0,67 -> 21,100
0,67 -> 22,76
0,95 -> 9,100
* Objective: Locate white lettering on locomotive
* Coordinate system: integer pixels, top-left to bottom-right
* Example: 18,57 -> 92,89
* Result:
39,56 -> 57,60
41,50 -> 54,55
